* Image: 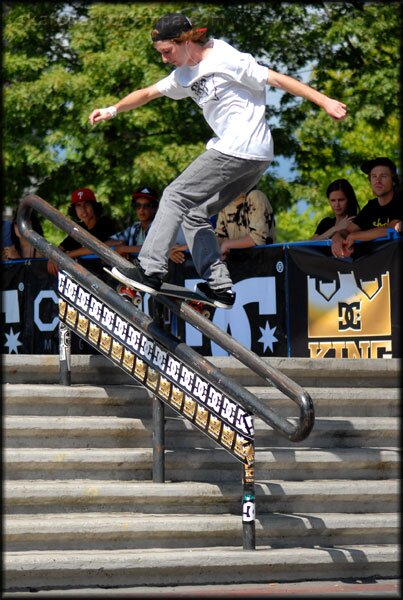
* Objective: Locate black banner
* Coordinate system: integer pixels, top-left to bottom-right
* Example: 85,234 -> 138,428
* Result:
1,259 -> 59,354
172,246 -> 287,357
1,259 -> 95,355
1,238 -> 400,358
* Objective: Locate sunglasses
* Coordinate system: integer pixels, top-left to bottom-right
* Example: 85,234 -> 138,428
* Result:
133,202 -> 154,210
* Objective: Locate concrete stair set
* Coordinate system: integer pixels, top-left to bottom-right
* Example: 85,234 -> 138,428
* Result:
3,354 -> 400,591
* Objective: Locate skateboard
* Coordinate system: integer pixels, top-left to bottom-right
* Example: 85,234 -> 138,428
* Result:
104,268 -> 212,318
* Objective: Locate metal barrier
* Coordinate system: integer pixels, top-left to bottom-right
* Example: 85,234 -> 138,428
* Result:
17,193 -> 315,550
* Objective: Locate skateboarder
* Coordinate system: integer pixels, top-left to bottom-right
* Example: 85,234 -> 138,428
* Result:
89,12 -> 347,308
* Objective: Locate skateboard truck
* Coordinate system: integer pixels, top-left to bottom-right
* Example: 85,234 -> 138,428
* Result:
116,284 -> 142,307
187,300 -> 211,319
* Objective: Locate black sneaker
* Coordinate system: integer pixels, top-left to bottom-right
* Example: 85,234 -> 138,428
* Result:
195,282 -> 236,309
111,260 -> 162,294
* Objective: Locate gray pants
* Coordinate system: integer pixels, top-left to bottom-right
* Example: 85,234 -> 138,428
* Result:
139,149 -> 271,290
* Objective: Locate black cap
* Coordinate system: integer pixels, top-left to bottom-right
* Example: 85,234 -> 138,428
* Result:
151,13 -> 192,42
131,186 -> 159,204
360,157 -> 397,174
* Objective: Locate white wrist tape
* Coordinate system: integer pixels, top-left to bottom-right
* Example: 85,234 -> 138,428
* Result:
100,105 -> 117,118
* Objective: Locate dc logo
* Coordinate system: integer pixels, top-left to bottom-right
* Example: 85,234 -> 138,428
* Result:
338,301 -> 361,331
242,501 -> 255,522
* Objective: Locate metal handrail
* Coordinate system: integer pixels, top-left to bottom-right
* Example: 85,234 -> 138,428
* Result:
17,193 -> 315,442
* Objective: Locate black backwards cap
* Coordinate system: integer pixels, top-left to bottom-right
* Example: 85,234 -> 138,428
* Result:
360,157 -> 397,174
151,13 -> 193,42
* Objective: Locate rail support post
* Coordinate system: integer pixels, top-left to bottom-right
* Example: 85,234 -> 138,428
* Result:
152,298 -> 166,483
242,425 -> 256,550
152,395 -> 165,483
58,320 -> 71,386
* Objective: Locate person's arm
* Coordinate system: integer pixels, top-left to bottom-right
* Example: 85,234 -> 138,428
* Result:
345,221 -> 400,245
113,244 -> 142,256
50,244 -> 97,264
220,235 -> 256,254
169,244 -> 188,264
331,222 -> 360,258
65,246 -> 103,258
311,216 -> 356,241
89,84 -> 163,125
267,70 -> 347,121
47,243 -> 67,276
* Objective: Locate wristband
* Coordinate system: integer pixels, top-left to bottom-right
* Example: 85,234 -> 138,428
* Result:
100,105 -> 117,118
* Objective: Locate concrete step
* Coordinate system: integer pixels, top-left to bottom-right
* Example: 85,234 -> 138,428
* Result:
4,415 -> 153,448
3,384 -> 151,417
4,479 -> 398,515
249,386 -> 400,417
2,579 -> 401,598
4,384 -> 400,417
4,447 -> 399,482
4,545 -> 399,590
4,415 -> 399,448
3,355 -> 400,388
4,512 -> 398,552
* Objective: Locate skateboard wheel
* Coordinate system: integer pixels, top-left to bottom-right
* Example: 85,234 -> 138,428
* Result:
202,310 -> 210,318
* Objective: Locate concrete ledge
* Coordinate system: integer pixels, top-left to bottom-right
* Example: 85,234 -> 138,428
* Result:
4,512 -> 399,552
3,479 -> 399,514
2,578 -> 401,598
4,545 -> 399,590
3,355 -> 400,387
4,415 -> 399,449
4,447 -> 399,482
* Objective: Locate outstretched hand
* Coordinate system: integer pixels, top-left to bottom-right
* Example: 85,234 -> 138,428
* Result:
88,107 -> 116,126
323,98 -> 348,121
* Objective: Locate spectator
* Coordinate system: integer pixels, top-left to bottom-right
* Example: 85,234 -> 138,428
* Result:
109,186 -> 189,265
311,179 -> 360,241
215,188 -> 276,259
107,186 -> 188,301
2,213 -> 14,260
332,157 -> 402,258
2,212 -> 44,260
2,220 -> 17,260
108,187 -> 159,258
47,188 -> 116,276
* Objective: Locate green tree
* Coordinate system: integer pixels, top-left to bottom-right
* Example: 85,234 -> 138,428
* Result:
3,2 -> 400,243
218,2 -> 401,240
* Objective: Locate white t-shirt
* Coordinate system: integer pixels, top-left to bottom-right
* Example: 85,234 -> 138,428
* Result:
156,39 -> 273,161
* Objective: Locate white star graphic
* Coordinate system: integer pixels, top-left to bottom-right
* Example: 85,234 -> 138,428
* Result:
4,327 -> 23,354
258,321 -> 278,353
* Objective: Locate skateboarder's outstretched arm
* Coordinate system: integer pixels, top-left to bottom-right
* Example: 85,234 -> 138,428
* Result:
267,69 -> 347,121
89,84 -> 162,125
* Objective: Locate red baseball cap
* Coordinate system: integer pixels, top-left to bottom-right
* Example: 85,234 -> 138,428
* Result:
71,188 -> 97,204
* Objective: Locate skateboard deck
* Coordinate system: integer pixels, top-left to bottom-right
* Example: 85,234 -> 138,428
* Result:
104,268 -> 213,316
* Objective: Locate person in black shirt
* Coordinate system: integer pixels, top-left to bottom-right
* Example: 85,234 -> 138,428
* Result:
311,178 -> 360,241
47,188 -> 116,276
331,157 -> 401,258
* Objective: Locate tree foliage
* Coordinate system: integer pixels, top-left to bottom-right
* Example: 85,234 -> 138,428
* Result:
3,2 -> 401,243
